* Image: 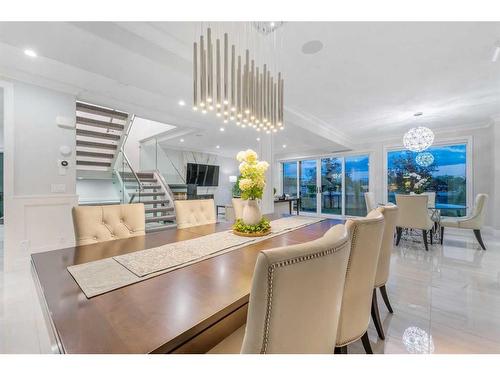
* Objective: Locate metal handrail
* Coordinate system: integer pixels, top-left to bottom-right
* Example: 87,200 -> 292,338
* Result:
121,150 -> 144,192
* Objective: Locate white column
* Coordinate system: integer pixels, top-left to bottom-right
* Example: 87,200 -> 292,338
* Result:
259,134 -> 274,214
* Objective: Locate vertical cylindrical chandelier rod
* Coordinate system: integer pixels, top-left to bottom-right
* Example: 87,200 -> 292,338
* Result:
237,55 -> 242,121
193,42 -> 198,111
200,35 -> 205,109
231,44 -> 235,113
216,38 -> 221,113
245,49 -> 250,114
223,33 -> 229,106
250,59 -> 254,121
207,28 -> 213,106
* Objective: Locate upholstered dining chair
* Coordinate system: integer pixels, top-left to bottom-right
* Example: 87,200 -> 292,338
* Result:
440,193 -> 488,250
410,191 -> 436,208
174,199 -> 216,229
72,203 -> 145,246
371,205 -> 399,340
364,192 -> 376,213
232,198 -> 245,220
395,194 -> 434,251
208,224 -> 351,354
334,210 -> 385,354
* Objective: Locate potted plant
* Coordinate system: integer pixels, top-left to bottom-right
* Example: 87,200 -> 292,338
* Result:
233,149 -> 270,235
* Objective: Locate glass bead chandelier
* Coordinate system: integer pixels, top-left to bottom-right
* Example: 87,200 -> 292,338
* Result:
415,152 -> 434,167
403,126 -> 434,152
192,23 -> 284,134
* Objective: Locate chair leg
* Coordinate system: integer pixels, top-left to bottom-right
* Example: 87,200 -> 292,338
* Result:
440,227 -> 444,245
473,229 -> 486,250
422,230 -> 429,251
361,331 -> 373,354
429,228 -> 433,245
371,289 -> 385,340
395,227 -> 403,246
380,285 -> 394,314
334,346 -> 347,354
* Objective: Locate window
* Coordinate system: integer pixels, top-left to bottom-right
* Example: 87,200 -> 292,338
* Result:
280,154 -> 370,217
282,161 -> 298,197
387,144 -> 467,217
345,155 -> 370,216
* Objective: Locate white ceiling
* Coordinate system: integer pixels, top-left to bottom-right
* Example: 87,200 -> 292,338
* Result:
1,21 -> 499,156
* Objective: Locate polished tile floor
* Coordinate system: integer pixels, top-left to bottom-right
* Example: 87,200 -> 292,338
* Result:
0,225 -> 499,353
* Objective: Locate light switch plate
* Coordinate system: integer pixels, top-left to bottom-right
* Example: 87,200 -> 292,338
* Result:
51,183 -> 66,193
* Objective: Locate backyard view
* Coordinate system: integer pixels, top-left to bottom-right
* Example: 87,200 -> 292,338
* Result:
387,144 -> 467,217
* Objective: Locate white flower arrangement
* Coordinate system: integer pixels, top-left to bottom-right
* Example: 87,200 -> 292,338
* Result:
236,149 -> 269,200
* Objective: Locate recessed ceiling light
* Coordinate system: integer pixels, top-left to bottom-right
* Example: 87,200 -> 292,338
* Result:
178,100 -> 186,106
220,127 -> 225,132
282,144 -> 287,148
180,138 -> 184,142
270,22 -> 275,27
216,145 -> 220,149
301,40 -> 323,55
24,49 -> 37,58
256,137 -> 260,141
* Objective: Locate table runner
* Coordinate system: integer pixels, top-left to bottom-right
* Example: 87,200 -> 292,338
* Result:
68,216 -> 324,298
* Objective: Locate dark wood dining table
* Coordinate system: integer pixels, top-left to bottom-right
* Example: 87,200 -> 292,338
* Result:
31,215 -> 343,354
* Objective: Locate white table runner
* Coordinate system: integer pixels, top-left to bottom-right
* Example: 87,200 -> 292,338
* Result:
68,216 -> 324,298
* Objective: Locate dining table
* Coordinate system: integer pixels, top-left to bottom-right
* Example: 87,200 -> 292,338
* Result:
31,214 -> 343,354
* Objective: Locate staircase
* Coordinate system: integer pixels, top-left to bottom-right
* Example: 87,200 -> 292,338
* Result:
117,170 -> 177,232
76,101 -> 131,178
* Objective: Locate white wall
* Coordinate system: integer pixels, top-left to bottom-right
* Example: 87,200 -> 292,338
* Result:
492,121 -> 500,231
2,80 -> 77,267
140,144 -> 239,206
76,179 -> 120,204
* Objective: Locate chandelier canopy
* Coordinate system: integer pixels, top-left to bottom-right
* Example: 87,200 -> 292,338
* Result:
193,24 -> 284,134
403,126 -> 434,152
415,152 -> 434,167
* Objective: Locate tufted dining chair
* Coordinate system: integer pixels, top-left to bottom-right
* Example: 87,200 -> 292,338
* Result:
364,192 -> 376,213
370,205 -> 399,340
72,203 -> 146,246
395,194 -> 434,251
440,193 -> 488,250
334,210 -> 385,354
208,224 -> 351,354
174,199 -> 217,229
232,198 -> 245,220
410,191 -> 436,208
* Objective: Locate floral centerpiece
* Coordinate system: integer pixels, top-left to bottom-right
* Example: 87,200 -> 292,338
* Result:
233,149 -> 270,236
403,172 -> 430,194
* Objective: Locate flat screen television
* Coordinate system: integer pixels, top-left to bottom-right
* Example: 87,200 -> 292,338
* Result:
186,163 -> 220,187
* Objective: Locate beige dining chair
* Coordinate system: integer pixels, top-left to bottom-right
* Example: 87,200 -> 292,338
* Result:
395,194 -> 434,251
371,205 -> 399,340
208,224 -> 351,354
232,198 -> 245,220
410,191 -> 436,208
440,193 -> 488,250
364,192 -> 377,213
335,210 -> 385,354
174,199 -> 216,229
72,203 -> 146,246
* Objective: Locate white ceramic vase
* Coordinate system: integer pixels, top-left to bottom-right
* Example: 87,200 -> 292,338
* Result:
242,199 -> 262,225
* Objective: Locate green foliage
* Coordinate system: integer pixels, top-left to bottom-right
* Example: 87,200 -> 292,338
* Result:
233,217 -> 271,234
388,150 -> 437,194
232,175 -> 242,197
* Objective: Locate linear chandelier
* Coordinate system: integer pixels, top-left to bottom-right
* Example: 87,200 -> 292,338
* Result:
192,24 -> 284,133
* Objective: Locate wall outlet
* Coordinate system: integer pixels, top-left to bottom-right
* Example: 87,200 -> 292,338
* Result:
51,183 -> 66,193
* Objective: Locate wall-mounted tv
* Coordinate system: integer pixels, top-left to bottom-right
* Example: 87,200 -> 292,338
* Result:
186,163 -> 220,187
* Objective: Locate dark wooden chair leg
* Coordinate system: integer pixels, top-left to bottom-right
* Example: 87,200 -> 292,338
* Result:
395,227 -> 403,246
371,289 -> 385,340
361,332 -> 373,354
334,346 -> 347,354
380,285 -> 394,313
440,227 -> 444,245
473,229 -> 486,250
422,230 -> 429,251
429,228 -> 433,245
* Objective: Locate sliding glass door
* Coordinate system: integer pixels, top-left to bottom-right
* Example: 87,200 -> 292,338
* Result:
320,157 -> 342,215
299,159 -> 318,213
281,154 -> 369,217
